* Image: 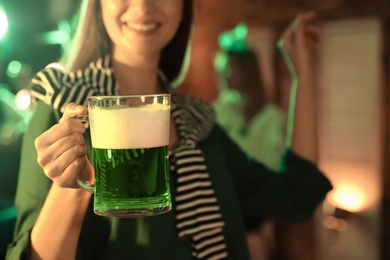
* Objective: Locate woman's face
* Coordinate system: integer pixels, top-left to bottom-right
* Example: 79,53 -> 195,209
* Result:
100,0 -> 183,60
224,60 -> 245,91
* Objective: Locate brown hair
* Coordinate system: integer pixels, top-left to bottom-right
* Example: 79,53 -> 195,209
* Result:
215,49 -> 267,108
60,0 -> 193,83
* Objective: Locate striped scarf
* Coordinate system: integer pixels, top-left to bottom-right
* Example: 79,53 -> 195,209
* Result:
170,94 -> 229,259
30,56 -> 229,259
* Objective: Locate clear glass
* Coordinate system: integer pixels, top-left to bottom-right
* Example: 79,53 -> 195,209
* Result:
72,94 -> 172,218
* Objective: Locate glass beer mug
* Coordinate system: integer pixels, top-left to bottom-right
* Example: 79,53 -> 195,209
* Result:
71,94 -> 172,218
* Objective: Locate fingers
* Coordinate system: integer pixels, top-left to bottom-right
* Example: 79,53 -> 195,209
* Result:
279,11 -> 321,52
36,119 -> 87,148
43,144 -> 88,186
49,152 -> 88,188
35,102 -> 87,164
293,11 -> 317,37
278,17 -> 300,51
59,103 -> 88,123
300,25 -> 321,50
279,11 -> 319,38
304,25 -> 321,40
36,131 -> 86,170
297,11 -> 317,25
277,11 -> 321,78
35,102 -> 90,188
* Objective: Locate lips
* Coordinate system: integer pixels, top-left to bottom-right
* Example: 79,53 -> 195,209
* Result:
125,22 -> 160,33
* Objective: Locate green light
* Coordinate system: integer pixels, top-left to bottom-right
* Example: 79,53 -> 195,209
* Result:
233,23 -> 248,39
41,30 -> 70,45
0,206 -> 17,222
219,34 -> 234,50
58,20 -> 72,35
6,61 -> 22,78
0,5 -> 8,40
218,23 -> 250,53
214,52 -> 228,70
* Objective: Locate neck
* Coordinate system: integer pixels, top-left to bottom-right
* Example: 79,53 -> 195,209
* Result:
112,50 -> 164,95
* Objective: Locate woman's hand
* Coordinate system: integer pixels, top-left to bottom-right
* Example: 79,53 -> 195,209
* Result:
277,11 -> 321,79
35,103 -> 94,188
277,11 -> 321,161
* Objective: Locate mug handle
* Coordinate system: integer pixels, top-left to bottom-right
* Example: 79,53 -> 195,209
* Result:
68,115 -> 94,193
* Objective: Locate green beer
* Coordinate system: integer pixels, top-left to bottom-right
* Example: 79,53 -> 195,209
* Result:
93,146 -> 171,217
85,94 -> 172,218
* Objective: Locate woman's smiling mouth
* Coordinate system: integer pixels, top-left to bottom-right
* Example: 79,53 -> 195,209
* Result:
125,22 -> 160,33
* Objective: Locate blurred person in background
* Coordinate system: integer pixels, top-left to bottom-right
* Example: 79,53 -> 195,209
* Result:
213,12 -> 322,260
214,23 -> 285,171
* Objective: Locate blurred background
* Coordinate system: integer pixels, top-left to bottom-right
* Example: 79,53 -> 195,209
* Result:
0,0 -> 389,259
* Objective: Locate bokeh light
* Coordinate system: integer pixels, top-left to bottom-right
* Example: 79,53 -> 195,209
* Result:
6,61 -> 23,78
15,89 -> 31,111
328,184 -> 367,212
0,5 -> 8,41
324,163 -> 379,213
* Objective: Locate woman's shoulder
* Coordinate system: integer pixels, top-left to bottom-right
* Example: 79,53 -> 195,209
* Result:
30,57 -> 116,113
171,91 -> 216,121
250,104 -> 285,128
170,91 -> 217,143
259,104 -> 285,118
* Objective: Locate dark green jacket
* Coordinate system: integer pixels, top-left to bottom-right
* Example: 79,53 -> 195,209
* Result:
6,101 -> 332,260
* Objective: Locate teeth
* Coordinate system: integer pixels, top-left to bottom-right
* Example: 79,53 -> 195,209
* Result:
127,23 -> 158,32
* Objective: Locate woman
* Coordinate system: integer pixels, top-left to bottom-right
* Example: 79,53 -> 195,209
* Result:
213,14 -> 322,260
214,24 -> 287,260
213,45 -> 286,171
6,0 -> 331,259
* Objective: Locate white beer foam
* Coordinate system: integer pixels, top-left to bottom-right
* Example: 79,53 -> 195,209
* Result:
90,104 -> 170,149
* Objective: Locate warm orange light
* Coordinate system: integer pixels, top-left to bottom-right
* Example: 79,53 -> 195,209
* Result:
323,215 -> 348,232
321,162 -> 380,213
327,184 -> 367,213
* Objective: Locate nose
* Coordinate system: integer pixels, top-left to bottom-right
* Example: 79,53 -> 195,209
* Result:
127,0 -> 156,14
